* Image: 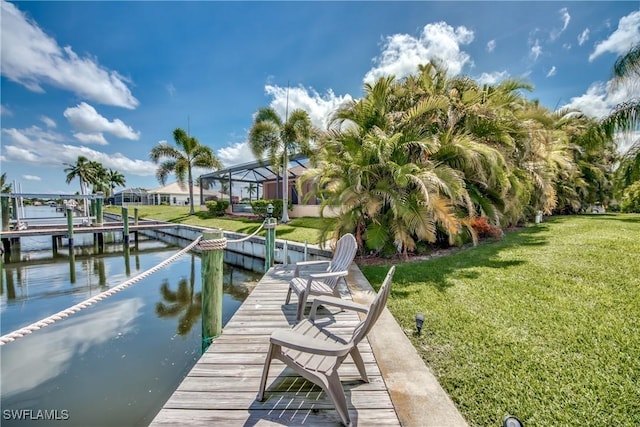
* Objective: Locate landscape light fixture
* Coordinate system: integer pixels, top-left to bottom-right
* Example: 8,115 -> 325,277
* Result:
266,203 -> 274,218
502,415 -> 523,427
415,313 -> 424,335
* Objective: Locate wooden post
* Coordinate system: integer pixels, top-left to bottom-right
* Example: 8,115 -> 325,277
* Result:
122,207 -> 129,245
52,235 -> 58,254
1,197 -> 9,231
134,208 -> 139,248
201,229 -> 225,351
69,251 -> 76,284
67,208 -> 74,251
264,218 -> 276,272
123,243 -> 131,276
95,192 -> 104,225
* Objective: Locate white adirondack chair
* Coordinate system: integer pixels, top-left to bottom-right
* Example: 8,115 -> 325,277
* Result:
286,233 -> 358,320
258,266 -> 395,426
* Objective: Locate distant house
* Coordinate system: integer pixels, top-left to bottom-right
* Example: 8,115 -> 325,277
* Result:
112,188 -> 151,206
199,154 -> 338,218
147,182 -> 224,206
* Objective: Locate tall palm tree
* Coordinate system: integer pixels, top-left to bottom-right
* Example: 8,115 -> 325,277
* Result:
244,182 -> 257,202
0,173 -> 11,193
603,44 -> 640,193
64,155 -> 95,215
106,169 -> 126,197
150,128 -> 223,215
155,254 -> 201,336
248,107 -> 313,223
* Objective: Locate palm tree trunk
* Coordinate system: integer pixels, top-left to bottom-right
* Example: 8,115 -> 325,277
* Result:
188,167 -> 195,215
281,152 -> 290,223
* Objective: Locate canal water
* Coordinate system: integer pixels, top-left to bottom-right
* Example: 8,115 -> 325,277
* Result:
0,206 -> 262,426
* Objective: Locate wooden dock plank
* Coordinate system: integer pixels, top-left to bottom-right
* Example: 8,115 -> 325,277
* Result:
150,264 -> 400,426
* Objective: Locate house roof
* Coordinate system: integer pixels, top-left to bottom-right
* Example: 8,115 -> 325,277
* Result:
199,153 -> 310,185
148,182 -> 223,198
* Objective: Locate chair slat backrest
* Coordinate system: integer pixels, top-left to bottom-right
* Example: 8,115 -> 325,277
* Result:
328,233 -> 357,273
351,266 -> 395,345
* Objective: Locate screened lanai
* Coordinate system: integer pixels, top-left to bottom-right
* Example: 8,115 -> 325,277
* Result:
198,153 -> 319,209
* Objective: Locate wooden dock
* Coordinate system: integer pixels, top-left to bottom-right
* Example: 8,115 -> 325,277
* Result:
150,264 -> 401,426
0,220 -> 173,239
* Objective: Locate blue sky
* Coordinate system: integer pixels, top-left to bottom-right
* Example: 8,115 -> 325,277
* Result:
1,1 -> 639,195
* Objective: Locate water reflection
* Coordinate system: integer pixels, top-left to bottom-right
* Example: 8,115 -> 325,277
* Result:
155,255 -> 201,336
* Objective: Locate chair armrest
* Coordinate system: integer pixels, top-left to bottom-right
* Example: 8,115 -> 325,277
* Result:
295,260 -> 331,277
309,296 -> 369,320
270,329 -> 350,357
308,270 -> 348,280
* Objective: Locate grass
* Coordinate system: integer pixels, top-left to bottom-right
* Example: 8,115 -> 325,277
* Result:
360,214 -> 640,426
104,205 -> 331,244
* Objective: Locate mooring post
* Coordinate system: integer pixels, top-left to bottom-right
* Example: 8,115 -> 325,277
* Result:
66,208 -> 74,251
264,218 -> 277,272
122,207 -> 129,245
1,197 -> 9,231
201,229 -> 226,351
134,207 -> 139,247
304,240 -> 308,261
69,251 -> 76,284
95,192 -> 104,225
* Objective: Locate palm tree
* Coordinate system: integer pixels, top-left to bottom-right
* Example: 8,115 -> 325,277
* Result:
64,155 -> 95,215
248,107 -> 313,223
244,183 -> 258,202
155,254 -> 201,336
0,173 -> 11,193
106,169 -> 126,197
603,44 -> 640,194
150,128 -> 223,215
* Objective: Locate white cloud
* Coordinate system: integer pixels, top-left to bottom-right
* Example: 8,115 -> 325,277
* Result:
530,39 -> 543,61
546,66 -> 557,78
73,132 -> 108,145
475,71 -> 510,85
22,174 -> 41,181
486,40 -> 496,53
64,102 -> 140,140
39,115 -> 56,128
560,8 -> 571,32
0,0 -> 138,109
589,11 -> 640,62
578,28 -> 590,46
550,8 -> 571,41
2,298 -> 143,398
561,80 -> 633,119
217,141 -> 256,167
1,125 -> 156,176
166,83 -> 176,97
264,85 -> 353,131
1,105 -> 13,116
364,22 -> 474,84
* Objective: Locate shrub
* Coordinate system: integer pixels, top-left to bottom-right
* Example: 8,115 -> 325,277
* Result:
250,199 -> 290,219
471,216 -> 504,240
205,200 -> 229,216
620,181 -> 640,213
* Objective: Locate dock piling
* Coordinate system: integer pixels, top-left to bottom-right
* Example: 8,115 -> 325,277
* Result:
264,218 -> 276,272
122,207 -> 129,245
201,229 -> 225,350
66,208 -> 74,251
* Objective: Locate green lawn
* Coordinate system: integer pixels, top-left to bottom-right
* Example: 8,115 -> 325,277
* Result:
360,214 -> 640,426
104,205 -> 330,244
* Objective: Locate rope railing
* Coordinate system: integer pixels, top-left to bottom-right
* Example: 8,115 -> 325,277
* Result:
0,236 -> 202,346
225,220 -> 266,244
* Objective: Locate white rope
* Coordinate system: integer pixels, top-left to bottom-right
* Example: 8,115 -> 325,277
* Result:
0,236 -> 202,346
226,220 -> 267,244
